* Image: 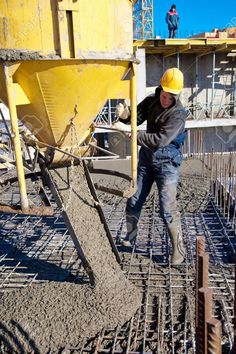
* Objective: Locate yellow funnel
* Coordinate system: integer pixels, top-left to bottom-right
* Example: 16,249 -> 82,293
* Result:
0,0 -> 134,152
0,60 -> 130,150
0,0 -> 137,210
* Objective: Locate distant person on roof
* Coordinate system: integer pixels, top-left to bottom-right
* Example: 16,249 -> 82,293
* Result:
166,4 -> 179,38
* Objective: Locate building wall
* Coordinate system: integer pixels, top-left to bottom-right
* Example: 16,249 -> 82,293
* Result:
146,52 -> 236,118
136,48 -> 147,104
185,127 -> 236,154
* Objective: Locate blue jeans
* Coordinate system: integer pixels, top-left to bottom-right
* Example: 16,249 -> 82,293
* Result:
125,157 -> 179,243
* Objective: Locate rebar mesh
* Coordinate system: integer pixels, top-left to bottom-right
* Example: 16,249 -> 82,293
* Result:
0,170 -> 235,353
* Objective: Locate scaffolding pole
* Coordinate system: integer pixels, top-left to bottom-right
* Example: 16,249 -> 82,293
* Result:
211,51 -> 216,120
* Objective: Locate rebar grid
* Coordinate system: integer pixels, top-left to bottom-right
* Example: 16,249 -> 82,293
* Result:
0,170 -> 235,353
78,186 -> 234,353
0,183 -> 88,292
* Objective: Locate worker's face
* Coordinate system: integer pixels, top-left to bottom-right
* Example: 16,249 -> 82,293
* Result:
160,91 -> 175,109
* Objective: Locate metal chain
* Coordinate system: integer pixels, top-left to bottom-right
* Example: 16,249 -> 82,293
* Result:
60,113 -> 96,212
63,117 -> 81,211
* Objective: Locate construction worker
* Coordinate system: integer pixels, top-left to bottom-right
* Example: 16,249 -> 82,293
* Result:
114,68 -> 187,265
166,4 -> 179,38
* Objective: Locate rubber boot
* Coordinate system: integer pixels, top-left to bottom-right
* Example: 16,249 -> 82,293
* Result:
122,215 -> 138,247
167,215 -> 185,265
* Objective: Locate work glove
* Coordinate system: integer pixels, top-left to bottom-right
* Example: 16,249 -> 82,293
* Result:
115,102 -> 130,120
111,120 -> 130,132
111,121 -> 131,138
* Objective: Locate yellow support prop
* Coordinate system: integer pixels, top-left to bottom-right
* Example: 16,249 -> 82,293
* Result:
4,64 -> 29,211
130,62 -> 137,192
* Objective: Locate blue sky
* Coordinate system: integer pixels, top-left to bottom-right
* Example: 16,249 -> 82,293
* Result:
154,0 -> 236,38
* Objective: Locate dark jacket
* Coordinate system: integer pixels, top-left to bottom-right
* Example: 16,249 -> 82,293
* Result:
166,10 -> 179,30
121,87 -> 187,166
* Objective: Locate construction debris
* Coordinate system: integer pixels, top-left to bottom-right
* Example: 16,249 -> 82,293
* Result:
191,26 -> 236,39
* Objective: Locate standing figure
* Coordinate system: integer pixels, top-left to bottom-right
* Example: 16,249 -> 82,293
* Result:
166,4 -> 179,38
115,68 -> 187,265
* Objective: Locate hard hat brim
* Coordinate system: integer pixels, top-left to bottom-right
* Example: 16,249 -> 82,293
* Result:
161,85 -> 182,95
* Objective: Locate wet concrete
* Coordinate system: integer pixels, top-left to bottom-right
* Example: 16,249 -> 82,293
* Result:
0,164 -> 141,353
178,159 -> 210,212
0,49 -> 59,61
1,280 -> 140,353
0,158 -> 212,353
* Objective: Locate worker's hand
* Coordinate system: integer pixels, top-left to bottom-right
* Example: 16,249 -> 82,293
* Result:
115,102 -> 130,120
111,120 -> 130,132
111,121 -> 131,139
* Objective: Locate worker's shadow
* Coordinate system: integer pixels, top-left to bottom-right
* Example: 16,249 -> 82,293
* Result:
0,320 -> 40,354
0,237 -> 85,283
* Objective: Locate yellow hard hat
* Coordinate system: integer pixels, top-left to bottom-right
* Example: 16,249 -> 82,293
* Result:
160,68 -> 184,95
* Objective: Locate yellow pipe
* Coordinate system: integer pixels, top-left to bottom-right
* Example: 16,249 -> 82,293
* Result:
130,62 -> 137,190
4,65 -> 29,211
